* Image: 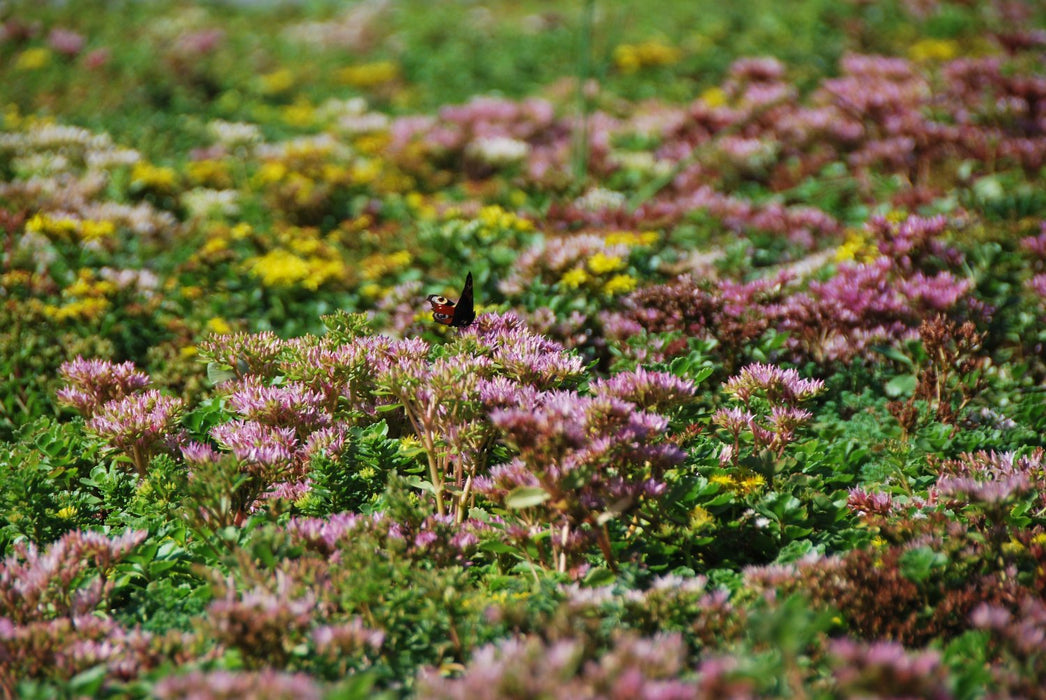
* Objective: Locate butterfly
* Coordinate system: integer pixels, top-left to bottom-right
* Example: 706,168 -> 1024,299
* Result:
427,272 -> 475,327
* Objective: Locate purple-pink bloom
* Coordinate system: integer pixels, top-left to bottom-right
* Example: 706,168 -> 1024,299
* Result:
57,356 -> 151,418
47,28 -> 85,56
86,390 -> 185,476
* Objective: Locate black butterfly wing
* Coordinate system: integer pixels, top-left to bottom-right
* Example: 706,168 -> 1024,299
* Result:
449,272 -> 475,327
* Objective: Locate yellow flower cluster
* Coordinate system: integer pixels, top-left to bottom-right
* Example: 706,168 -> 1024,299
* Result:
602,274 -> 637,295
360,250 -> 413,281
908,38 -> 959,62
477,205 -> 534,234
16,48 -> 51,71
43,269 -> 115,322
559,256 -> 637,297
604,230 -> 659,247
613,40 -> 682,74
689,505 -> 715,530
132,161 -> 179,192
26,213 -> 116,243
338,61 -> 399,89
260,68 -> 295,95
187,159 -> 232,188
281,99 -> 317,128
587,251 -> 626,275
560,267 -> 589,289
834,229 -> 880,264
709,472 -> 766,496
206,316 -> 232,334
699,86 -> 728,108
244,227 -> 347,290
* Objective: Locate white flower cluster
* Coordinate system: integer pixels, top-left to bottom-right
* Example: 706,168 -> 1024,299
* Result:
207,119 -> 262,149
181,188 -> 240,219
466,136 -> 530,167
573,187 -> 626,212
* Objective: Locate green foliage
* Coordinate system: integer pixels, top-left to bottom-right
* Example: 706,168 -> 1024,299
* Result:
302,421 -> 412,516
3,0 -> 1046,696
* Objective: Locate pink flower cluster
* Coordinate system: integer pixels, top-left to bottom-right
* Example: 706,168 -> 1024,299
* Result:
57,357 -> 186,476
605,213 -> 979,365
713,363 -> 824,466
0,529 -> 188,692
57,356 -> 151,418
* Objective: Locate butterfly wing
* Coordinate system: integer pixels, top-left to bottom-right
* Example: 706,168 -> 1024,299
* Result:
449,272 -> 475,327
427,294 -> 456,325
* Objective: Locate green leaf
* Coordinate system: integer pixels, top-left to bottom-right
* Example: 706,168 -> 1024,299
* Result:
206,362 -> 237,386
69,664 -> 107,696
690,365 -> 714,384
478,540 -> 516,554
885,373 -> 918,397
505,486 -> 550,509
899,546 -> 947,583
404,476 -> 437,494
872,345 -> 915,368
583,567 -> 616,587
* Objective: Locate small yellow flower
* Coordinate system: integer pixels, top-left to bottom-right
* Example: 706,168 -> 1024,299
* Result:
602,273 -> 637,296
260,68 -> 295,95
509,189 -> 527,207
246,250 -> 312,287
181,285 -> 203,300
131,162 -> 178,191
399,435 -> 423,456
66,270 -> 116,298
44,297 -> 110,322
230,222 -> 253,240
478,205 -> 533,233
79,219 -> 116,241
710,474 -> 734,489
700,86 -> 728,108
187,159 -> 232,188
345,160 -> 377,186
3,103 -> 21,129
908,38 -> 958,62
605,230 -> 658,247
613,40 -> 681,73
835,230 -> 879,264
614,45 -> 640,73
1,270 -> 31,288
180,345 -> 199,358
338,61 -> 399,88
281,100 -> 316,127
16,48 -> 52,71
200,236 -> 229,256
353,133 -> 391,155
588,251 -> 625,275
26,213 -> 79,241
56,505 -> 77,520
405,192 -> 425,210
735,474 -> 766,495
560,267 -> 590,289
255,161 -> 288,185
689,505 -> 714,530
1032,532 -> 1046,547
361,250 -> 412,280
206,317 -> 232,334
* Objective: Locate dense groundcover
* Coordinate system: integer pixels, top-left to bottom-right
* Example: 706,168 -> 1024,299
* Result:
2,0 -> 1046,697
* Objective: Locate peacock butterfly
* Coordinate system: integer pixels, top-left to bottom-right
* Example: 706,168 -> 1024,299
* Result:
427,271 -> 475,327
